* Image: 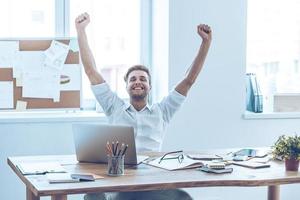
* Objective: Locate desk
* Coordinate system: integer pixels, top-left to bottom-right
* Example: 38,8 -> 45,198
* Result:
7,151 -> 300,200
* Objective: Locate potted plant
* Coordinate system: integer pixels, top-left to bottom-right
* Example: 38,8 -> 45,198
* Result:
272,134 -> 300,171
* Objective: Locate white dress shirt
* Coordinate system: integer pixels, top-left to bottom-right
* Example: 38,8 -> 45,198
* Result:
91,83 -> 185,152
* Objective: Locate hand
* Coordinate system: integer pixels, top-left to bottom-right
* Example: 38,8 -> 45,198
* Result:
197,24 -> 212,42
75,12 -> 90,31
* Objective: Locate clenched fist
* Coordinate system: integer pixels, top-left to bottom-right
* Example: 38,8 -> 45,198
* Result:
75,12 -> 90,31
197,24 -> 212,42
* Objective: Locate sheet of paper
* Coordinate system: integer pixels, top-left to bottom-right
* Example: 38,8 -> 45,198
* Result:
16,100 -> 27,111
60,64 -> 81,91
0,41 -> 19,68
69,38 -> 79,52
16,76 -> 23,87
22,70 -> 60,101
17,162 -> 66,175
0,81 -> 14,109
44,40 -> 70,71
12,51 -> 45,78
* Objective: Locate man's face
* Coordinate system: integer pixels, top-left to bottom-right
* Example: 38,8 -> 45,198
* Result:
126,70 -> 151,101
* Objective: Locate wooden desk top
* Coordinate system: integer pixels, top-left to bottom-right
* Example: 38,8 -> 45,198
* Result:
7,150 -> 300,197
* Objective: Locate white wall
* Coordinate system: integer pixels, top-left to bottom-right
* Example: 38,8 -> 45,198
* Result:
162,0 -> 300,199
1,0 -> 300,200
0,123 -> 78,200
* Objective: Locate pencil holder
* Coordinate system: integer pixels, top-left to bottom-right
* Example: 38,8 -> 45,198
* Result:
107,155 -> 124,176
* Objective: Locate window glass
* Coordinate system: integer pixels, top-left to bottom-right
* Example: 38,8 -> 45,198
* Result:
247,0 -> 300,112
0,0 -> 55,37
70,0 -> 141,99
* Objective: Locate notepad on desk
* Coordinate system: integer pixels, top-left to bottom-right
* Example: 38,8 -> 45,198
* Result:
46,172 -> 104,183
47,173 -> 80,183
145,155 -> 203,171
187,154 -> 222,161
232,161 -> 270,169
17,162 -> 66,175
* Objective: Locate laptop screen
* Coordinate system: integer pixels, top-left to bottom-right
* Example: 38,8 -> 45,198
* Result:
72,124 -> 145,165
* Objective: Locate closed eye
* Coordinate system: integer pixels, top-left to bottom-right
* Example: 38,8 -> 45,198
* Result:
130,77 -> 136,82
140,76 -> 147,82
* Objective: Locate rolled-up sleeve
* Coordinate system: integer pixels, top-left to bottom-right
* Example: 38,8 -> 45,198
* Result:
91,83 -> 124,116
158,89 -> 186,123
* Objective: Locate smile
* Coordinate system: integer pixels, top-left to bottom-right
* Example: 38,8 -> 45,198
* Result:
132,86 -> 144,90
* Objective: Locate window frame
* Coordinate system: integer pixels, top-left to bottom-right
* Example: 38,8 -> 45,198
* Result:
245,0 -> 300,119
56,0 -> 152,110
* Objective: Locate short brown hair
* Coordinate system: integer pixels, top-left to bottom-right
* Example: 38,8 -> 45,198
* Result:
124,65 -> 151,85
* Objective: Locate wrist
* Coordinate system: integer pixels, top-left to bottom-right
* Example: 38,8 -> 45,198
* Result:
201,38 -> 211,45
76,28 -> 86,35
200,39 -> 211,49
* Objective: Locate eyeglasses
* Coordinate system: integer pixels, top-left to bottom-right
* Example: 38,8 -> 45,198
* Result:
158,150 -> 184,164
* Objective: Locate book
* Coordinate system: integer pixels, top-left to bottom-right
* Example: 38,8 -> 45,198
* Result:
246,73 -> 263,113
17,162 -> 66,175
145,154 -> 203,171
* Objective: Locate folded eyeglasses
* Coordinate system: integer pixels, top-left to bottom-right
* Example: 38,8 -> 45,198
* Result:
158,150 -> 184,164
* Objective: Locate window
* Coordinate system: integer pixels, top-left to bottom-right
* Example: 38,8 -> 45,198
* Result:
0,0 -> 150,110
69,0 -> 142,102
0,0 -> 55,37
247,0 -> 300,112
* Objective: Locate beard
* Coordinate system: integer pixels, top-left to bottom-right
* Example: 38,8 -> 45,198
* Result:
130,90 -> 148,101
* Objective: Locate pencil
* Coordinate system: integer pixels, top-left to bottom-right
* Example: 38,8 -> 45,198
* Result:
121,145 -> 128,156
112,142 -> 115,156
117,143 -> 124,156
115,141 -> 119,156
106,141 -> 113,155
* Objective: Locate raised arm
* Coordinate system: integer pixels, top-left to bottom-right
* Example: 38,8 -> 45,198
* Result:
175,24 -> 212,96
75,13 -> 104,85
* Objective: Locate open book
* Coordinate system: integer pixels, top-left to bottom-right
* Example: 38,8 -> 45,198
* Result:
145,155 -> 204,171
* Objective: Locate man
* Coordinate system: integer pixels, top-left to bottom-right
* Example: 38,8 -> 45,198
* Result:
76,12 -> 211,200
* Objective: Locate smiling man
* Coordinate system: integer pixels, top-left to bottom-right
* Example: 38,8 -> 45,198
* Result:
76,12 -> 211,200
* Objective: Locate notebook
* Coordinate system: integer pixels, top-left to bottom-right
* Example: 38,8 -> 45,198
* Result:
46,173 -> 79,183
145,154 -> 203,171
232,161 -> 270,169
46,172 -> 104,183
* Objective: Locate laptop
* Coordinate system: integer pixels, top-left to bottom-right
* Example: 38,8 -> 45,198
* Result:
72,124 -> 148,165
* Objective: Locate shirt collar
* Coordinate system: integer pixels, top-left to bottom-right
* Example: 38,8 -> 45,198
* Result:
123,102 -> 151,112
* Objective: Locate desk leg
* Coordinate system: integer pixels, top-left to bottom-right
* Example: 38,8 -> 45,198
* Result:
51,194 -> 67,200
268,185 -> 280,200
26,188 -> 40,200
